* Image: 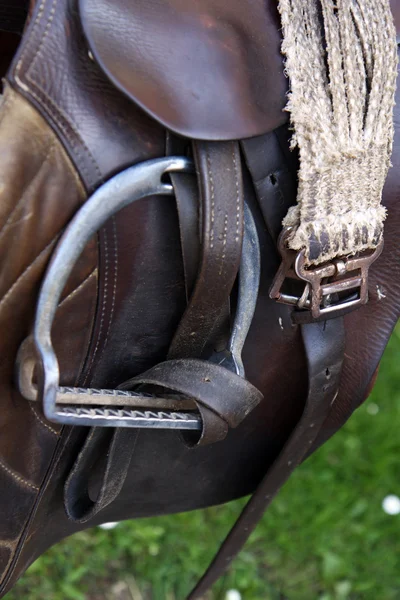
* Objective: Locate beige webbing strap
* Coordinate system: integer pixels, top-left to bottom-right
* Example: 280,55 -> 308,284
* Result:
278,0 -> 398,265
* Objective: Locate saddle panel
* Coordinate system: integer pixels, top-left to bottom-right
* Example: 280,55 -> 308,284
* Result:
79,0 -> 289,141
0,85 -> 97,590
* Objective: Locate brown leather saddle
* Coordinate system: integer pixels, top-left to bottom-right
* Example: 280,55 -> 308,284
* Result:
0,1 -> 399,598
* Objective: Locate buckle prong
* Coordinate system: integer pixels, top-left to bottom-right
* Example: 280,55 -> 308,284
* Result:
270,228 -> 384,320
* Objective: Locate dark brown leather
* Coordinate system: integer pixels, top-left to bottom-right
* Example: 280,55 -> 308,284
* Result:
64,427 -> 140,523
168,141 -> 243,360
0,0 -> 399,598
242,127 -> 299,245
78,0 -> 289,141
9,0 -> 167,190
124,359 -> 263,446
188,318 -> 345,599
63,353 -> 264,526
167,136 -> 200,301
0,84 -> 97,589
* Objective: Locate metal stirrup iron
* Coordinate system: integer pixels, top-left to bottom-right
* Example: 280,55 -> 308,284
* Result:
16,158 -> 261,432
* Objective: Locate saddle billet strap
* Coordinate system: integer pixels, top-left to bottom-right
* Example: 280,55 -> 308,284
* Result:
187,318 -> 345,599
241,129 -> 298,246
168,141 -> 244,360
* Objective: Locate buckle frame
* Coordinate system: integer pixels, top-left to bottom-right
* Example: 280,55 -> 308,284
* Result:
270,228 -> 384,320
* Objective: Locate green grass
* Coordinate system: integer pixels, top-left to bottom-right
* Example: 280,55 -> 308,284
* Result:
8,329 -> 400,600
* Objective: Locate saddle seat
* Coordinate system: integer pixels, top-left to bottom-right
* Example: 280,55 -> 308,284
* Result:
79,0 -> 289,140
80,0 -> 400,141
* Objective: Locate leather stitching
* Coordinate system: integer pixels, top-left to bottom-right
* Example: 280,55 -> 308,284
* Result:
15,0 -> 102,187
0,140 -> 56,244
13,0 -> 117,390
14,80 -> 100,186
0,237 -> 57,313
219,214 -> 228,276
206,151 -> 215,250
0,457 -> 39,492
0,429 -> 70,593
96,218 -> 118,364
82,231 -> 109,386
16,80 -> 114,392
220,145 -> 240,276
232,147 -> 241,243
25,0 -> 57,69
15,0 -> 47,74
58,268 -> 97,308
28,403 -> 59,436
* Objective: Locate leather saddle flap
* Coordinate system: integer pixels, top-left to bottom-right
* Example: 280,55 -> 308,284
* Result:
79,0 -> 289,141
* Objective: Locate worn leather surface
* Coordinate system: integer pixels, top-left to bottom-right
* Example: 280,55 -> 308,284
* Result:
0,85 -> 97,588
168,141 -> 243,360
79,0 -> 288,141
10,0 -> 166,191
125,358 -> 263,445
188,318 -> 346,599
168,139 -> 200,301
0,0 -> 399,596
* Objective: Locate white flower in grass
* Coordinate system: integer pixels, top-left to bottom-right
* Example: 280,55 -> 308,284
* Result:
98,521 -> 119,530
225,590 -> 242,600
382,495 -> 400,515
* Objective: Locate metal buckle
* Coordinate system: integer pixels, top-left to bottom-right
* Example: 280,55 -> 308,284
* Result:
270,228 -> 384,320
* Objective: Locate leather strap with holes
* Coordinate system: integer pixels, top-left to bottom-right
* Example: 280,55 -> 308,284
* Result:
187,318 -> 345,599
168,141 -> 244,359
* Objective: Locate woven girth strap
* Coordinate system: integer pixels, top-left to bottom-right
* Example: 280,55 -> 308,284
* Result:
278,0 -> 398,265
